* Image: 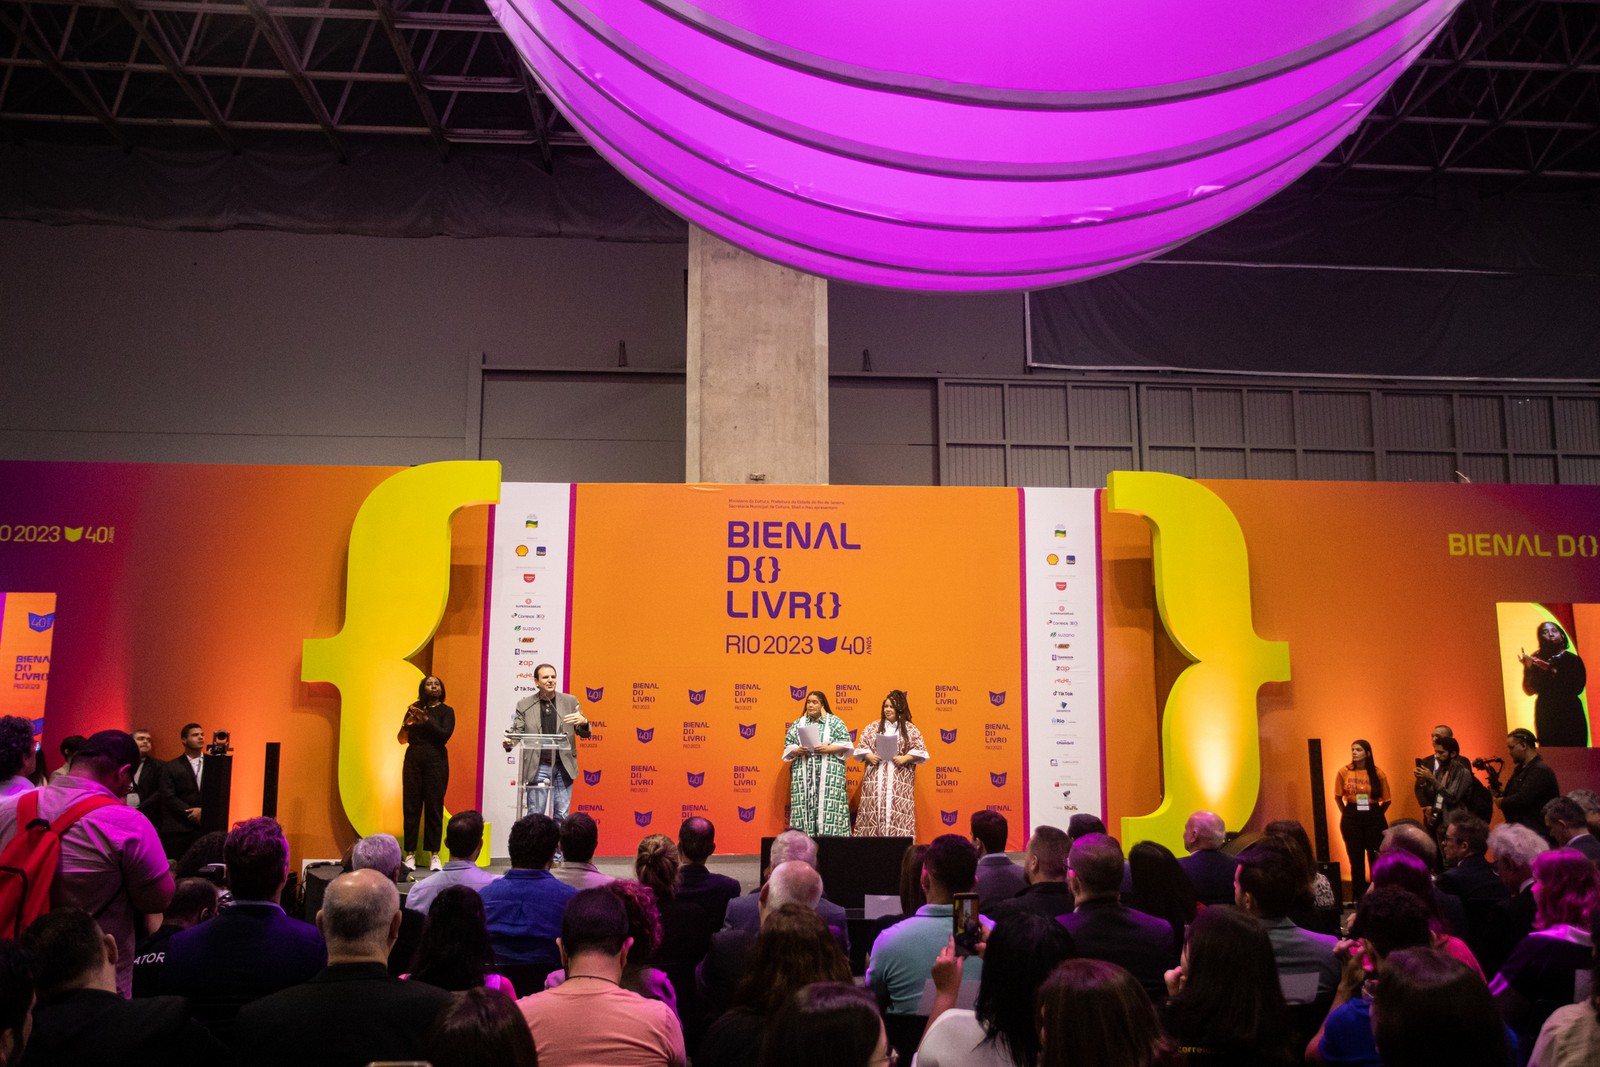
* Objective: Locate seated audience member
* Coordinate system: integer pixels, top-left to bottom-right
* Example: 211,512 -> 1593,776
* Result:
1057,833 -> 1177,1000
480,813 -> 576,979
1264,819 -> 1337,912
0,717 -> 37,798
899,842 -> 929,917
1368,850 -> 1484,977
1178,811 -> 1240,906
161,817 -> 325,1040
1306,887 -> 1435,1066
1066,813 -> 1106,841
1163,905 -> 1292,1067
1526,909 -> 1600,1067
518,887 -> 686,1067
1126,841 -> 1198,957
405,885 -> 515,997
867,833 -> 984,1014
0,941 -> 34,1067
1544,797 -> 1600,864
723,829 -> 849,947
174,831 -> 226,881
406,810 -> 496,916
676,817 -> 742,928
637,832 -> 714,1026
1235,836 -> 1340,1004
920,912 -> 1074,1067
551,811 -> 613,892
696,904 -> 852,1067
545,877 -> 679,1008
22,908 -> 225,1064
1373,948 -> 1515,1067
1488,822 -> 1552,974
1441,813 -> 1512,903
351,831 -> 425,974
1492,848 -> 1600,1054
0,729 -> 173,999
133,876 -> 219,998
763,982 -> 885,1067
1379,820 -> 1470,936
424,987 -> 538,1067
1037,959 -> 1178,1067
987,825 -> 1075,924
233,869 -> 452,1067
699,860 -> 825,1024
972,810 -> 1026,908
1568,790 -> 1600,841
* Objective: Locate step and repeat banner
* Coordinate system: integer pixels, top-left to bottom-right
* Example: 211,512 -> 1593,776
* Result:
481,484 -> 1104,856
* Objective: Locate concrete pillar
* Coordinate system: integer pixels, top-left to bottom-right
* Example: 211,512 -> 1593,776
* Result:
686,226 -> 829,484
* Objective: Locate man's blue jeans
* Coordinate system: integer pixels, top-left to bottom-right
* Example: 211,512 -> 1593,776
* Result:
524,760 -> 574,822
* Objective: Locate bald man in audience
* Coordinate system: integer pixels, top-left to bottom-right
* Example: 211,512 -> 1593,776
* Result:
697,860 -> 829,1024
1178,811 -> 1239,905
233,870 -> 450,1067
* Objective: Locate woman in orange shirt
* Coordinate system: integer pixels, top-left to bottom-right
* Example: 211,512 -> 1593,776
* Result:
1334,738 -> 1391,901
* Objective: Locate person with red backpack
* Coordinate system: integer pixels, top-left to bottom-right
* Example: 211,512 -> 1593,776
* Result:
0,730 -> 172,998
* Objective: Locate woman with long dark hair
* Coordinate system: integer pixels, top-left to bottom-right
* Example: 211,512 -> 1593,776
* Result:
1519,621 -> 1589,748
1037,959 -> 1178,1067
1375,948 -> 1513,1067
406,885 -> 514,997
854,690 -> 928,838
424,987 -> 538,1067
637,833 -> 715,1025
1126,842 -> 1197,957
398,674 -> 454,872
1163,906 -> 1293,1066
762,982 -> 885,1067
1334,738 -> 1391,898
782,690 -> 851,837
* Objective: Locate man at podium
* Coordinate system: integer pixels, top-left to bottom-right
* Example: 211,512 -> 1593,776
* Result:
502,664 -> 591,822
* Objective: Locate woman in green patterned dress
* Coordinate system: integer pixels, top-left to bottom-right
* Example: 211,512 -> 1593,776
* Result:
783,690 -> 852,836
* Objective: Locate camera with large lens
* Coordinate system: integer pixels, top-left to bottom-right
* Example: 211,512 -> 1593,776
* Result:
1471,756 -> 1503,771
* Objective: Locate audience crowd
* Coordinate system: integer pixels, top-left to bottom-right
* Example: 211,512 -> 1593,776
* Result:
0,720 -> 1595,1067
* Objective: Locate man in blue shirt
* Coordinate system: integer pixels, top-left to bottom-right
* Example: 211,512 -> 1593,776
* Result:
866,834 -> 983,1014
480,813 -> 576,968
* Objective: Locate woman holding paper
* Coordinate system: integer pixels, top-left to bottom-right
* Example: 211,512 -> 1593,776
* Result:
783,690 -> 852,836
853,690 -> 928,838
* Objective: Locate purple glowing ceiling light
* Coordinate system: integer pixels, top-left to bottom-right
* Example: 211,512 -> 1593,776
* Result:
486,0 -> 1465,291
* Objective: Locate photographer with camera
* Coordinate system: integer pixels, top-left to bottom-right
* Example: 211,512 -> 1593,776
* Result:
1492,729 -> 1561,839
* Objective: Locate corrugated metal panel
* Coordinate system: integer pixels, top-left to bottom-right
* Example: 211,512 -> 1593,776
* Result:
1196,449 -> 1247,478
1555,398 -> 1600,453
944,444 -> 1006,486
1382,394 -> 1454,450
1143,388 -> 1194,443
1456,396 -> 1505,450
1385,451 -> 1455,483
1068,386 -> 1133,442
1245,391 -> 1295,446
1247,450 -> 1298,479
1007,384 -> 1070,443
1560,456 -> 1600,485
1298,392 -> 1373,448
944,383 -> 1005,441
1012,445 -> 1073,487
1460,453 -> 1509,483
1506,397 -> 1554,451
1301,451 -> 1376,480
1510,454 -> 1557,484
1073,446 -> 1136,488
1147,447 -> 1197,478
1195,390 -> 1246,444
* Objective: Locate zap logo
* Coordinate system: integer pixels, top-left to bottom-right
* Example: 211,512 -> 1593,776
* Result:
817,636 -> 838,654
790,685 -> 808,700
989,691 -> 1007,707
27,613 -> 54,632
583,770 -> 602,786
634,811 -> 653,827
688,689 -> 706,705
990,772 -> 1008,787
940,810 -> 959,826
687,771 -> 705,788
586,687 -> 604,702
738,723 -> 757,740
636,727 -> 655,743
737,805 -> 756,822
939,728 -> 958,744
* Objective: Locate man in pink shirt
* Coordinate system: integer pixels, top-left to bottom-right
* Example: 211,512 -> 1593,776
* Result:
518,888 -> 685,1067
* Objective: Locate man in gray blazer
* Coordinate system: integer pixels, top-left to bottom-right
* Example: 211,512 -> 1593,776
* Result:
503,663 -> 590,822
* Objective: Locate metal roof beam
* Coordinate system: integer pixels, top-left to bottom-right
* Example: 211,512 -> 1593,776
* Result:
110,0 -> 239,150
0,2 -> 131,147
368,0 -> 448,160
240,0 -> 344,161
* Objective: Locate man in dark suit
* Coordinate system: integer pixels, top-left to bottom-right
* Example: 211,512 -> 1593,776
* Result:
971,810 -> 1025,909
22,908 -> 226,1065
130,727 -> 163,826
721,829 -> 849,950
676,817 -> 741,928
1056,834 -> 1177,999
158,722 -> 206,860
1543,795 -> 1600,863
987,825 -> 1075,923
161,816 -> 326,1042
1177,810 -> 1239,905
233,869 -> 450,1067
502,663 -> 590,824
1438,813 -> 1511,903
